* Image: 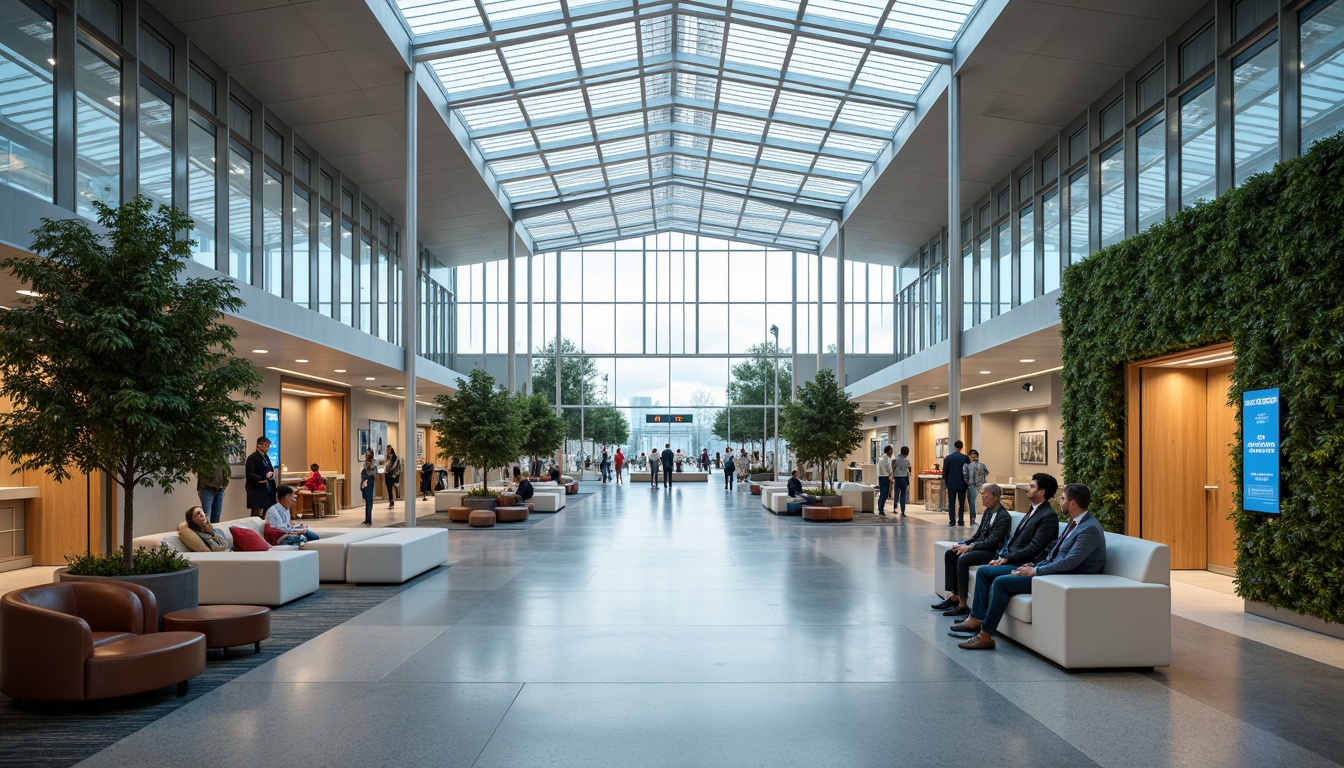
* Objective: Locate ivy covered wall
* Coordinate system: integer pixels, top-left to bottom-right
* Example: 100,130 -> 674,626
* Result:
1060,132 -> 1344,623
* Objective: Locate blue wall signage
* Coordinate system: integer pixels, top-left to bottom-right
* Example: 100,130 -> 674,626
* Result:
263,407 -> 281,468
1242,388 -> 1281,514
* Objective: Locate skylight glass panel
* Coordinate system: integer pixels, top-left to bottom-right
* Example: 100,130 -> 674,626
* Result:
676,15 -> 725,58
554,168 -> 606,192
432,51 -> 509,95
594,112 -> 644,136
765,122 -> 825,149
743,199 -> 787,218
836,101 -> 907,132
545,145 -> 598,168
781,220 -> 827,237
706,159 -> 753,182
787,38 -> 864,85
702,191 -> 743,213
606,160 -> 648,183
646,72 -> 672,99
714,113 -> 765,138
650,155 -> 674,172
811,155 -> 870,178
475,130 -> 536,155
716,80 -> 775,113
854,52 -> 938,96
587,80 -> 642,111
618,210 -> 654,227
480,0 -> 562,26
674,106 -> 712,127
458,100 -> 524,130
522,90 -> 588,122
646,108 -> 672,127
600,137 -> 645,159
639,16 -> 673,57
501,37 -> 575,83
801,176 -> 858,199
571,199 -> 609,218
611,191 -> 649,211
529,222 -> 577,239
882,0 -> 976,41
675,72 -> 718,102
501,177 -> 557,198
534,121 -> 592,145
673,156 -> 706,175
670,185 -> 702,203
702,209 -> 739,227
575,216 -> 617,234
751,168 -> 804,191
672,131 -> 707,150
648,130 -> 670,148
670,204 -> 700,220
396,0 -> 481,35
772,91 -> 841,123
758,145 -> 815,171
740,216 -> 784,234
486,154 -> 546,178
709,138 -> 757,160
722,25 -> 791,72
823,131 -> 887,158
802,0 -> 888,30
575,23 -> 639,70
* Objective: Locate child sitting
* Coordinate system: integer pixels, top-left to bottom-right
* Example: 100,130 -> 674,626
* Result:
304,463 -> 325,492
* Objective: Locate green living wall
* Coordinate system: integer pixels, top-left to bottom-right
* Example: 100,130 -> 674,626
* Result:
1060,132 -> 1344,623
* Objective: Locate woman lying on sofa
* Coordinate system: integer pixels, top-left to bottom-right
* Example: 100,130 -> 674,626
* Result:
265,485 -> 320,547
179,505 -> 229,552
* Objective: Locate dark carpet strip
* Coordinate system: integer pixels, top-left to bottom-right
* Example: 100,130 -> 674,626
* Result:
0,565 -> 447,768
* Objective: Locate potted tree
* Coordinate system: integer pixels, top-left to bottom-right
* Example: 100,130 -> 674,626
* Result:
432,369 -> 524,510
0,196 -> 261,615
780,369 -> 864,505
518,391 -> 565,479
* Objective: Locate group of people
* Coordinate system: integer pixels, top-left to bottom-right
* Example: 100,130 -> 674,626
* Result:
933,473 -> 1106,651
181,480 -> 321,552
597,446 -> 625,484
875,444 -> 914,517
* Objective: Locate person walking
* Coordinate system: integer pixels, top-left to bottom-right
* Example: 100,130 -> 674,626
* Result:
876,445 -> 893,517
451,455 -> 465,489
723,447 -> 736,490
649,448 -> 661,488
661,443 -> 675,489
359,455 -> 377,526
614,448 -> 624,484
963,449 -> 989,525
599,446 -> 610,484
942,440 -> 971,526
892,446 -> 912,517
383,446 -> 403,509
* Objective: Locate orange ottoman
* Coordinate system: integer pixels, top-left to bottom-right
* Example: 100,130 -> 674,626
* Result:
497,493 -> 518,506
829,505 -> 855,521
802,505 -> 832,521
750,484 -> 761,495
469,510 -> 496,527
448,506 -> 471,522
163,605 -> 271,654
495,505 -> 529,523
565,482 -> 578,495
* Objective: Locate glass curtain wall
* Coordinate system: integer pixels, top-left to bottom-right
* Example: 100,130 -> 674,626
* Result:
0,1 -> 55,201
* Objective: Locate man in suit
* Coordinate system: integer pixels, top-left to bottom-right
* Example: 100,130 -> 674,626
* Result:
942,440 -> 971,526
661,443 -> 675,489
245,436 -> 277,518
952,482 -> 1106,650
932,483 -> 1012,617
786,470 -> 819,504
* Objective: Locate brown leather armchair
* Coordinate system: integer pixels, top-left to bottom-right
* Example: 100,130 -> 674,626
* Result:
1,580 -> 207,704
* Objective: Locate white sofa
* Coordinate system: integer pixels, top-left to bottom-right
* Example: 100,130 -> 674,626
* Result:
346,529 -> 449,583
932,522 -> 1172,669
933,511 -> 1026,599
530,486 -> 566,512
132,518 -> 320,606
837,482 -> 876,512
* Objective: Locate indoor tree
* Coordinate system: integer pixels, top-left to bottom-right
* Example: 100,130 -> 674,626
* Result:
517,390 -> 566,477
780,368 -> 863,492
0,196 -> 262,570
586,405 -> 630,450
432,368 -> 524,491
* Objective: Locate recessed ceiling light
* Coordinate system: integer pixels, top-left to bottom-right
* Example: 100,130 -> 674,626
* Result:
396,387 -> 405,391
365,377 -> 376,381
253,349 -> 268,354
1011,409 -> 1019,412
15,289 -> 40,297
979,370 -> 991,375
295,359 -> 308,364
1019,358 -> 1035,363
883,401 -> 893,406
334,369 -> 347,373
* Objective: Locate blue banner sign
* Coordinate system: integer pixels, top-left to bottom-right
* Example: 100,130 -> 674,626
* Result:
1242,388 -> 1280,514
264,407 -> 281,469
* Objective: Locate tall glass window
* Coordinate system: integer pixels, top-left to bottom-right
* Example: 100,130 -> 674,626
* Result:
1136,116 -> 1165,231
1068,170 -> 1089,263
1233,36 -> 1280,185
0,2 -> 55,201
978,232 -> 990,323
359,233 -> 372,331
227,141 -> 252,282
1301,1 -> 1344,151
137,82 -> 172,208
376,245 -> 389,341
76,38 -> 121,219
293,188 -> 311,308
187,113 -> 216,267
262,167 -> 282,295
996,222 -> 1010,314
1180,80 -> 1216,208
1099,143 -> 1125,247
1042,188 -> 1061,292
318,206 -> 333,317
339,220 -> 354,325
1017,206 -> 1034,304
961,245 -> 972,329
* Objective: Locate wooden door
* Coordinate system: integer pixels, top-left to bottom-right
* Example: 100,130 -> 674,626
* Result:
1205,364 -> 1238,571
1140,367 -> 1207,569
913,421 -> 938,502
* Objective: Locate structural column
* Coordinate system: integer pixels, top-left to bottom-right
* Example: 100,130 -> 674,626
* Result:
555,253 -> 563,468
836,227 -> 845,389
402,66 -> 420,527
506,222 -> 517,392
900,384 -> 910,449
947,69 -> 963,446
816,249 -> 824,375
526,250 -> 533,394
791,251 -> 799,400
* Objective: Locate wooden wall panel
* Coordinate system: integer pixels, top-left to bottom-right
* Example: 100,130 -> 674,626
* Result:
1141,367 -> 1208,569
913,421 -> 936,502
25,468 -> 103,566
306,396 -> 345,477
1125,364 -> 1142,538
1205,364 -> 1238,570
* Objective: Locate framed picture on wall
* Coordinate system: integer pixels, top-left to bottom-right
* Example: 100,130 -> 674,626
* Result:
1019,430 -> 1048,465
1057,439 -> 1065,464
935,436 -> 948,459
416,427 -> 426,463
226,438 -> 248,479
369,420 -> 388,461
358,429 -> 371,459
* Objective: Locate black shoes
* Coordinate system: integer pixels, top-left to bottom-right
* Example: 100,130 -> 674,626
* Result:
943,606 -> 970,617
970,516 -> 976,525
931,597 -> 956,610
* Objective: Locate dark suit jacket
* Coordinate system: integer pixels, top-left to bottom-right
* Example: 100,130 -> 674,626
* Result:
963,505 -> 1011,551
660,449 -> 674,469
244,451 -> 276,509
787,476 -> 804,497
998,503 -> 1060,564
942,451 -> 970,489
1035,513 -> 1106,575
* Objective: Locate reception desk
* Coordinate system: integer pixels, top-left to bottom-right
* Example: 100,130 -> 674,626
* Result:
280,474 -> 345,516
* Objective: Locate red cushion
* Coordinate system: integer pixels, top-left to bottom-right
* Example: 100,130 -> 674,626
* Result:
230,526 -> 271,551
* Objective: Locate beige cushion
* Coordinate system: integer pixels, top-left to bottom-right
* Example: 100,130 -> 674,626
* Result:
177,523 -> 211,552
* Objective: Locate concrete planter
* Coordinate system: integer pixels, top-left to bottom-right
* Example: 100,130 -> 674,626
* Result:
814,495 -> 842,507
463,496 -> 498,511
56,563 -> 200,629
748,472 -> 776,483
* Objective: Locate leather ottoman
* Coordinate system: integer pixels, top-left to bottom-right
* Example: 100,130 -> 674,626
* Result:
448,506 -> 471,522
163,605 -> 271,654
469,510 -> 496,527
495,505 -> 529,523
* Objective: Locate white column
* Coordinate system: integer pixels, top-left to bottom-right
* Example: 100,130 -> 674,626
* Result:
947,69 -> 963,446
402,67 -> 420,527
791,250 -> 798,400
900,384 -> 910,448
816,249 -> 824,375
836,226 -> 845,389
526,250 -> 533,394
506,223 -> 517,392
554,253 -> 563,468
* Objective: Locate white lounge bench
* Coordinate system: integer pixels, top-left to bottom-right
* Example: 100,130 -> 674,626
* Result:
346,529 -> 449,584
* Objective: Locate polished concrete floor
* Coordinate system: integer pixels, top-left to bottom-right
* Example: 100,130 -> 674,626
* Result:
53,481 -> 1344,766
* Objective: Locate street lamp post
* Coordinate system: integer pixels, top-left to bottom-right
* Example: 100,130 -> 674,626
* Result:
770,324 -> 779,480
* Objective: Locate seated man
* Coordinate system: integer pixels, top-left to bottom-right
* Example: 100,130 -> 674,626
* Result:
787,470 -> 819,504
516,476 -> 535,501
548,464 -> 562,484
264,485 -> 320,547
931,484 -> 1012,617
951,482 -> 1106,650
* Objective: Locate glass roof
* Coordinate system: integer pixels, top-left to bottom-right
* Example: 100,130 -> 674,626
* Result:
400,0 -> 979,252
